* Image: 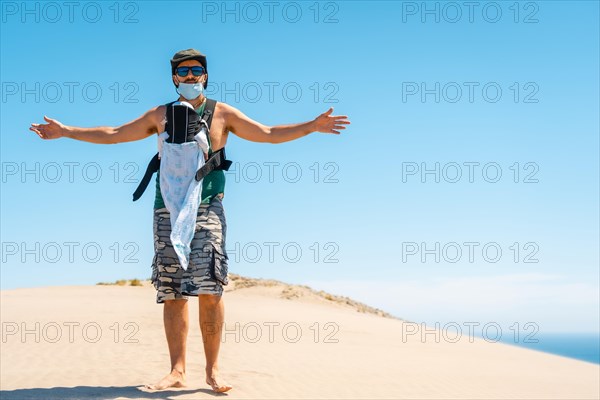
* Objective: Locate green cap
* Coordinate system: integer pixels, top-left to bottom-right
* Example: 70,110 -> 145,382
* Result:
170,49 -> 208,88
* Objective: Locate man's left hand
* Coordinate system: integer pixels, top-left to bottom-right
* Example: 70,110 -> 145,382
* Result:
313,108 -> 351,135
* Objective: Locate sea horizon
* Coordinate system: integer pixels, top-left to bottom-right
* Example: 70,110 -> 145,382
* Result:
474,331 -> 600,365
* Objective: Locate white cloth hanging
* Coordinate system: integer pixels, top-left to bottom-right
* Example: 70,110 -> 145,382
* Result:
158,101 -> 209,270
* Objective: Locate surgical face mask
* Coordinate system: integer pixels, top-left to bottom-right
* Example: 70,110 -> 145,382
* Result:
176,82 -> 203,100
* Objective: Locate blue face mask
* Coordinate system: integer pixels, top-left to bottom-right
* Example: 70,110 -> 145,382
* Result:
176,82 -> 203,100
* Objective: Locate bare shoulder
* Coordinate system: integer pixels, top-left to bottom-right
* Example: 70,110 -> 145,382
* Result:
214,101 -> 238,119
151,104 -> 167,133
215,101 -> 250,131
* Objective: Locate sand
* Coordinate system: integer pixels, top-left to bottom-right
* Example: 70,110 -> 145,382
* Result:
1,275 -> 598,399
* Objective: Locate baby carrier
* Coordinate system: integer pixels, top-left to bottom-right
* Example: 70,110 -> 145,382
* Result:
132,99 -> 232,270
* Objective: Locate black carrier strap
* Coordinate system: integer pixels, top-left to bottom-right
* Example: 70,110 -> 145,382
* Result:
196,147 -> 233,181
194,98 -> 233,181
202,98 -> 217,132
132,98 -> 232,202
131,153 -> 160,201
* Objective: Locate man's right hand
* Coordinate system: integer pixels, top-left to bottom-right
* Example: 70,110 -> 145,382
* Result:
29,116 -> 67,140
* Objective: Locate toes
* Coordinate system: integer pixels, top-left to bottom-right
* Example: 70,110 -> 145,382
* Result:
207,378 -> 232,393
214,384 -> 232,393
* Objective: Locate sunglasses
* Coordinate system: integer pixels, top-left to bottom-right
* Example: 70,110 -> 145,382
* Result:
175,66 -> 206,77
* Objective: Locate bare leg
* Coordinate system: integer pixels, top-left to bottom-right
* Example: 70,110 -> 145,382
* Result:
145,299 -> 188,390
199,294 -> 232,393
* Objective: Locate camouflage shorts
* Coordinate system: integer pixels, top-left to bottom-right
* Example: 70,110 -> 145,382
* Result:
150,194 -> 229,303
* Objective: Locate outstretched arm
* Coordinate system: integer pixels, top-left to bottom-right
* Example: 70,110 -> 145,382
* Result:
29,106 -> 163,144
223,104 -> 350,144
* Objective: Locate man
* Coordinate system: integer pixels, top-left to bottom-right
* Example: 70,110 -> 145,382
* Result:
29,49 -> 350,393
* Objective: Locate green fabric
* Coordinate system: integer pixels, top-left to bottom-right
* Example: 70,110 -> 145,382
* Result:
153,101 -> 225,209
154,169 -> 225,208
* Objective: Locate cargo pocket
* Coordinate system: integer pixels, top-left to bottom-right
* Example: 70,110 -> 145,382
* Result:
210,244 -> 229,286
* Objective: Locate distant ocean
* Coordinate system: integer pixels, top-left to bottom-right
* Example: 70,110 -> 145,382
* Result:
492,333 -> 600,365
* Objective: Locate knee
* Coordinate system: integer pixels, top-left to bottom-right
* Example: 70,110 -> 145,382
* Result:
164,298 -> 188,309
199,294 -> 222,307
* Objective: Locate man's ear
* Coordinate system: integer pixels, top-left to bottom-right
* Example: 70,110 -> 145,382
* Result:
172,75 -> 179,87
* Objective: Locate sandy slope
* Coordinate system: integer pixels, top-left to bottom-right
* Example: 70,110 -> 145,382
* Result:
1,276 -> 598,399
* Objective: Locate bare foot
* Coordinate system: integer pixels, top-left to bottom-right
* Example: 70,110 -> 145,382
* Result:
206,370 -> 232,393
145,370 -> 186,391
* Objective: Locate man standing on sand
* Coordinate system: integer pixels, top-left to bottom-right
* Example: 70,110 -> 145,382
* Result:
29,49 -> 350,393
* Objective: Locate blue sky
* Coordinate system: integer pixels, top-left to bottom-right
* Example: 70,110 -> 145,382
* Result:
1,1 -> 598,334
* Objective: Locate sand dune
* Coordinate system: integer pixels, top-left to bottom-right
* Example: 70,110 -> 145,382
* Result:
1,275 -> 598,399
